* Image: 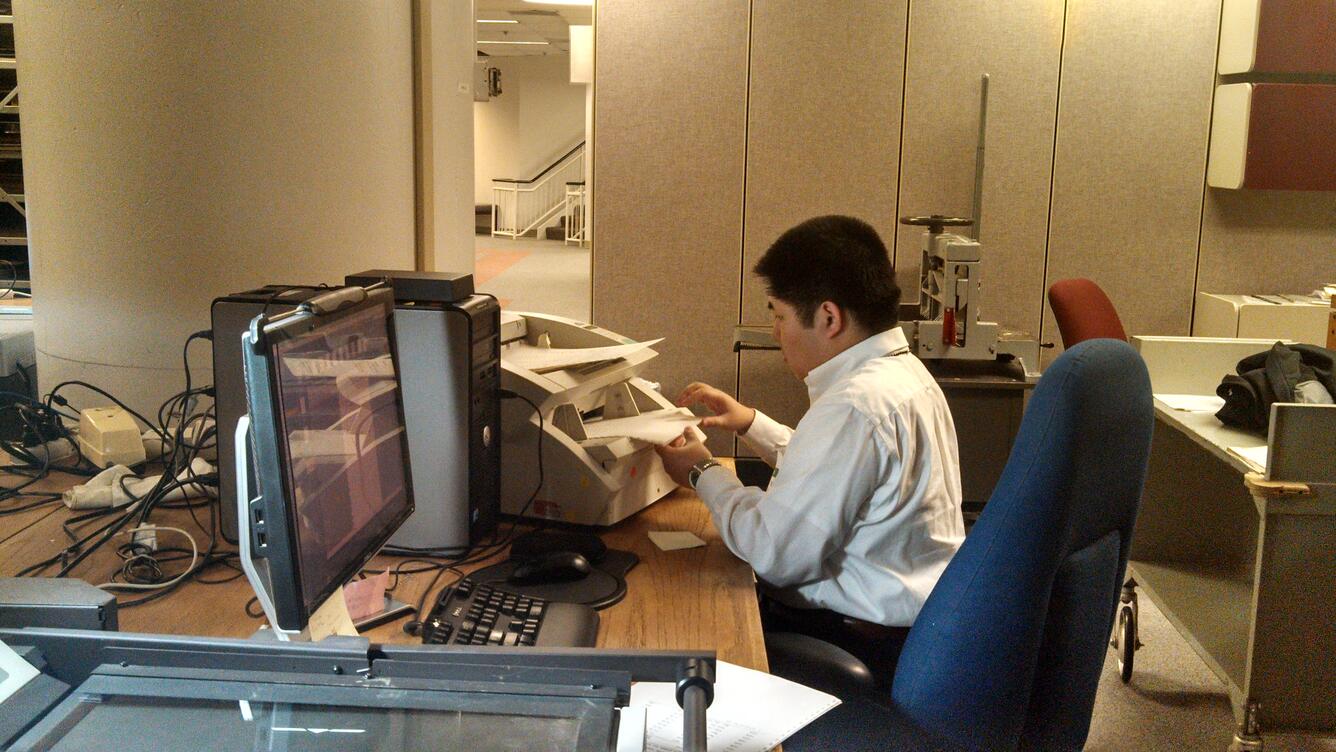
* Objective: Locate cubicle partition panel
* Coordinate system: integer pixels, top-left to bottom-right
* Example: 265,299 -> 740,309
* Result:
1040,0 -> 1221,366
733,1 -> 907,440
892,0 -> 1063,338
738,0 -> 906,328
592,0 -> 748,455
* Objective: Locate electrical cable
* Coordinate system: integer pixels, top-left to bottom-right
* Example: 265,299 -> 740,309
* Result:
96,525 -> 198,591
0,259 -> 16,300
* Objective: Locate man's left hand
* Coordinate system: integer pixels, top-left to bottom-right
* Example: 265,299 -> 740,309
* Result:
655,428 -> 713,488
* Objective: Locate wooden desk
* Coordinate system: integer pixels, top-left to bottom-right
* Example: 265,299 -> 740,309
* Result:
0,464 -> 769,673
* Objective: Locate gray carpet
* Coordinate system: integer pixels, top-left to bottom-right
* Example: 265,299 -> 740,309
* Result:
474,235 -> 590,322
1087,594 -> 1336,751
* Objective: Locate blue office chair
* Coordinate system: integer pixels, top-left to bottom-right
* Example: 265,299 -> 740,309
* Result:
779,338 -> 1154,752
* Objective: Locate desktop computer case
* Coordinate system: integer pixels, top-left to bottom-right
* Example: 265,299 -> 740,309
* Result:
213,287 -> 501,549
390,296 -> 501,549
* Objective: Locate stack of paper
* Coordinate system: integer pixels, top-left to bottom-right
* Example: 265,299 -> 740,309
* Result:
626,660 -> 839,752
502,338 -> 663,373
583,408 -> 702,445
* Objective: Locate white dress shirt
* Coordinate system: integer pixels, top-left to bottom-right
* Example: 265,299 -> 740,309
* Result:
694,327 -> 965,627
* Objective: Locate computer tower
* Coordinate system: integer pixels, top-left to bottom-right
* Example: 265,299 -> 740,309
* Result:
346,271 -> 501,549
212,285 -> 327,544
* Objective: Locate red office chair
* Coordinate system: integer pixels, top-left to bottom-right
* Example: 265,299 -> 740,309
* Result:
1047,278 -> 1127,348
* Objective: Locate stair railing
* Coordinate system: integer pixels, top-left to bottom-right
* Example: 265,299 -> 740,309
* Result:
492,142 -> 585,239
563,181 -> 587,246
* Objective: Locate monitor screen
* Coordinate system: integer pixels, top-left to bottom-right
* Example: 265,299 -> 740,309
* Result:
260,295 -> 413,619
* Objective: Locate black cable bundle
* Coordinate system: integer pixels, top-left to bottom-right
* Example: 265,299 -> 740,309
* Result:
9,330 -> 247,607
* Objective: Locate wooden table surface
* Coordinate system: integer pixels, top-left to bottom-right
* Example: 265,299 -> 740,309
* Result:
0,460 -> 769,672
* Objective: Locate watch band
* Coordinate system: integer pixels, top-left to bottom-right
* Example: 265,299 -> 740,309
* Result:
689,459 -> 723,489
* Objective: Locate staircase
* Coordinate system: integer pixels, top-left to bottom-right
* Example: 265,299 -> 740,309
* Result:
491,142 -> 585,240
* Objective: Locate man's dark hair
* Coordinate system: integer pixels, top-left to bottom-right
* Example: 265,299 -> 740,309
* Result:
754,215 -> 900,332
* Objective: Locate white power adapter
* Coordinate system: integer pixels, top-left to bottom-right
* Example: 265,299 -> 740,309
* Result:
77,407 -> 147,468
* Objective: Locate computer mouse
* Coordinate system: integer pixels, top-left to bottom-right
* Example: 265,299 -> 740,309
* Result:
508,550 -> 593,585
510,529 -> 608,564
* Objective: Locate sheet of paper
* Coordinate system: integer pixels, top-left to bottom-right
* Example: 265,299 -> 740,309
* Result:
307,588 -> 359,640
1227,444 -> 1268,473
343,571 -> 390,622
1155,393 -> 1226,413
583,408 -> 701,445
502,338 -> 663,373
0,639 -> 41,704
616,705 -> 648,752
648,531 -> 706,551
629,659 -> 839,752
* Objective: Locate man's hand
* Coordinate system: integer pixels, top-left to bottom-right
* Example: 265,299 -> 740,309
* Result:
655,428 -> 713,488
677,382 -> 757,434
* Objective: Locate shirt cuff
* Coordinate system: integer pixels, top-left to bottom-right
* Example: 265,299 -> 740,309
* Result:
694,463 -> 743,508
740,410 -> 788,457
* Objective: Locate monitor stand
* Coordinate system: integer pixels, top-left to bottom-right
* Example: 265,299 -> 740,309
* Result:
235,415 -> 410,641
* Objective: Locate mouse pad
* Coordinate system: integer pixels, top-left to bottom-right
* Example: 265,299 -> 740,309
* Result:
468,549 -> 639,610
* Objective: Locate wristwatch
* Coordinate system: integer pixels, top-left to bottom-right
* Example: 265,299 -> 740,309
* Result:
688,459 -> 723,489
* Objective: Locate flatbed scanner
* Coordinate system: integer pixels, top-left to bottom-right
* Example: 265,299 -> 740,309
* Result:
499,312 -> 678,526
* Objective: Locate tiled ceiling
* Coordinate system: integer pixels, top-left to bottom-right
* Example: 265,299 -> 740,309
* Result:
476,0 -> 591,57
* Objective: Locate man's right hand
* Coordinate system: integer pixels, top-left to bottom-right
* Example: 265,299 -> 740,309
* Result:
676,382 -> 757,435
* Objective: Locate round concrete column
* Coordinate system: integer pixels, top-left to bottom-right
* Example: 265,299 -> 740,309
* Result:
14,2 -> 417,416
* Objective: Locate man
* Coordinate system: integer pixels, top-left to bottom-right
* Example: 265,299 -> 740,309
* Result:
656,214 -> 964,680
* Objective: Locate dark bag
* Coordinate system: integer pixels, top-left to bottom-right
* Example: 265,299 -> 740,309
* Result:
1215,342 -> 1336,434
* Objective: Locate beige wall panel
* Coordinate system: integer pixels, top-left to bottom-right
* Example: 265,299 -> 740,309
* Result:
896,1 -> 1065,340
592,0 -> 749,452
739,1 -> 908,327
1043,0 -> 1221,355
1196,189 -> 1336,297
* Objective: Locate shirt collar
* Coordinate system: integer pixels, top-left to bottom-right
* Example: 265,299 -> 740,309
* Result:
804,327 -> 910,402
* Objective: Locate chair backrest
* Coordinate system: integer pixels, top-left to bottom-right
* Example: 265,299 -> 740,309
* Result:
1048,278 -> 1127,348
890,339 -> 1153,752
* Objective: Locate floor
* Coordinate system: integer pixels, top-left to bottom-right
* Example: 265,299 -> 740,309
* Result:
474,234 -> 590,322
474,234 -> 1336,751
1088,596 -> 1336,751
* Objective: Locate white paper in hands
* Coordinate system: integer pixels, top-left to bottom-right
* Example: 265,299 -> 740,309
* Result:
584,408 -> 702,444
502,338 -> 664,373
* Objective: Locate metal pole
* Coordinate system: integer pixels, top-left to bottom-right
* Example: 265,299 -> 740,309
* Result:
681,684 -> 708,752
971,73 -> 989,241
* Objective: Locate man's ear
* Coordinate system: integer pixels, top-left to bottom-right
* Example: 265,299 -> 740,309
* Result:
817,301 -> 845,339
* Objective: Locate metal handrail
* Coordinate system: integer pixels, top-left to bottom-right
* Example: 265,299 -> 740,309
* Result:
492,143 -> 585,239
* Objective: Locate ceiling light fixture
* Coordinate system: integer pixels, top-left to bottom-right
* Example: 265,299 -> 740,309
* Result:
478,40 -> 550,45
476,19 -> 519,24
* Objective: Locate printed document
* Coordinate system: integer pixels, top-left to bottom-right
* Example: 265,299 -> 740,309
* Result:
628,659 -> 839,752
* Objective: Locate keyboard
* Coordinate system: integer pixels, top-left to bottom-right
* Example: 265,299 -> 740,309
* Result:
421,577 -> 600,648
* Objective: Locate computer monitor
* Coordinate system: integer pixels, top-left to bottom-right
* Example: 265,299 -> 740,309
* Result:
238,285 -> 414,634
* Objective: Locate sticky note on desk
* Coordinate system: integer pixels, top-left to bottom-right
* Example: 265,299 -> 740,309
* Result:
648,530 -> 705,551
